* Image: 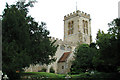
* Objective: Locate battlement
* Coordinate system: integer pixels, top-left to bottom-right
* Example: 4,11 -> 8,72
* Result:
49,36 -> 77,46
64,10 -> 90,20
49,37 -> 63,42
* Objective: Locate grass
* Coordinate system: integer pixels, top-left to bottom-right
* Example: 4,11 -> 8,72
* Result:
21,72 -> 120,80
22,72 -> 65,78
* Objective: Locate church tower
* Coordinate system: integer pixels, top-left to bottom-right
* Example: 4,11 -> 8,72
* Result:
64,10 -> 92,45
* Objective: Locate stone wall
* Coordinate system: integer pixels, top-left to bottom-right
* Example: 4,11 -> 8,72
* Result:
25,37 -> 75,73
25,64 -> 48,72
47,37 -> 75,73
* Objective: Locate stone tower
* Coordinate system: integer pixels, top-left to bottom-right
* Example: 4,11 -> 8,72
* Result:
64,10 -> 92,45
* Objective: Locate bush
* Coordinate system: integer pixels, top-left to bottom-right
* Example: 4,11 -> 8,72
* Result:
41,68 -> 47,72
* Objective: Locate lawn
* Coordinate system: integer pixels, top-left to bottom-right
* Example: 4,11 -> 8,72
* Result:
21,72 -> 120,80
22,72 -> 65,79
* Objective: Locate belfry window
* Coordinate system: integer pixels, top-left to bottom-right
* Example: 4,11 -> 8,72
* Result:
83,20 -> 88,34
85,21 -> 88,34
83,20 -> 85,33
68,21 -> 74,35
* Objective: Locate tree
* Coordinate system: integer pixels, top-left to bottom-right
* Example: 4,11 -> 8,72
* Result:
28,18 -> 57,65
2,2 -> 57,80
95,18 -> 120,72
71,43 -> 97,74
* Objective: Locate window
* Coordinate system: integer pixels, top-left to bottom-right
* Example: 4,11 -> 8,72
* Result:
83,20 -> 85,33
68,22 -> 70,35
60,45 -> 65,50
68,21 -> 74,35
67,46 -> 72,51
86,21 -> 88,34
62,66 -> 64,69
84,37 -> 86,42
78,25 -> 80,32
83,20 -> 88,34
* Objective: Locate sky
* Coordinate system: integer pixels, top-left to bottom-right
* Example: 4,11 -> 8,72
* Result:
0,0 -> 120,42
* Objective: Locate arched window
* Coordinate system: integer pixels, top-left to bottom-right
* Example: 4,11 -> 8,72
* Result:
85,21 -> 88,34
68,22 -> 71,35
78,25 -> 80,32
60,45 -> 65,50
83,20 -> 85,33
84,37 -> 86,42
71,21 -> 74,34
86,21 -> 88,34
83,20 -> 88,34
68,21 -> 74,35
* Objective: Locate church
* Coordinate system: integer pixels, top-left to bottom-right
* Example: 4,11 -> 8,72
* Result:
25,10 -> 92,74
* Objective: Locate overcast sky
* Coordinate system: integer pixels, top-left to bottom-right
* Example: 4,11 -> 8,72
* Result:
0,0 -> 120,42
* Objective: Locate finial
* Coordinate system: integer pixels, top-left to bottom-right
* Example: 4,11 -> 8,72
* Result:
76,1 -> 77,11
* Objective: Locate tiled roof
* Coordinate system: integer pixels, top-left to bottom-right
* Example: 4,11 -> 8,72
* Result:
58,52 -> 71,63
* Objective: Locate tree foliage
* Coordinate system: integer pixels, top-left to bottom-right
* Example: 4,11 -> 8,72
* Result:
95,18 -> 120,72
71,18 -> 120,74
2,2 -> 57,79
71,43 -> 98,73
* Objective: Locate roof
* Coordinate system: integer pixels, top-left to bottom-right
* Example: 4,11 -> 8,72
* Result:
58,52 -> 71,63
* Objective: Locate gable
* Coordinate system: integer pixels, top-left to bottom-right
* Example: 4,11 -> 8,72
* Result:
58,52 -> 71,63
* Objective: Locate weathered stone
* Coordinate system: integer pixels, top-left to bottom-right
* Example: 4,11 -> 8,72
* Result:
25,10 -> 92,74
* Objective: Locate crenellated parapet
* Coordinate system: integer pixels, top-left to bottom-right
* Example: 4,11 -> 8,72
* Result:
64,10 -> 90,20
49,36 -> 77,46
49,37 -> 63,42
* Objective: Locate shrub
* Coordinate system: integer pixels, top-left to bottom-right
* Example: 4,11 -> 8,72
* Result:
41,68 -> 47,72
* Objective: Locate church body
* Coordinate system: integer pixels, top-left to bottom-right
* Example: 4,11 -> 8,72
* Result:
25,10 -> 92,74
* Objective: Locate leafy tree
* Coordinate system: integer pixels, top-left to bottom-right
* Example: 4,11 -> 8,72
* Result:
95,30 -> 115,72
95,18 -> 120,72
71,43 -> 97,74
41,68 -> 47,72
28,17 -> 57,65
2,1 -> 57,80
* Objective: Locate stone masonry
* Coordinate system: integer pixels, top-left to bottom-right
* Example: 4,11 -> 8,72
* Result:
25,10 -> 92,74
